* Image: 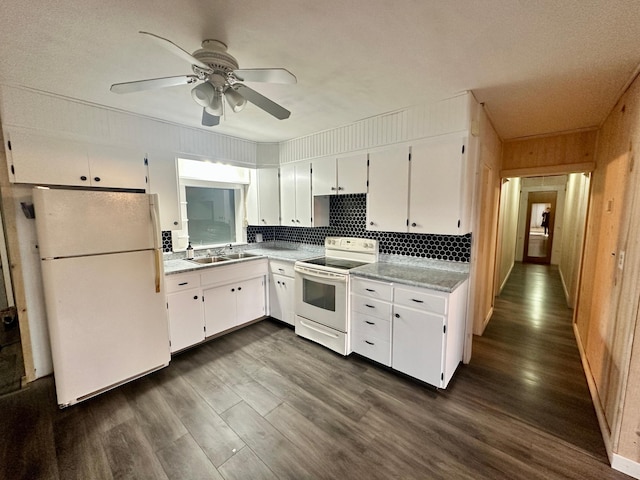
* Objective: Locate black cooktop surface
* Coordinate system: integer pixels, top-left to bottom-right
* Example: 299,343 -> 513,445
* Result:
301,257 -> 368,270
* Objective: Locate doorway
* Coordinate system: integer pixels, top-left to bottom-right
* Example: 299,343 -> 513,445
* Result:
523,191 -> 556,264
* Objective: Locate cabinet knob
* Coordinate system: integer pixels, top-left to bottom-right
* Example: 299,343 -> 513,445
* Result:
238,287 -> 242,291
173,221 -> 178,226
261,219 -> 266,223
296,219 -> 300,223
193,295 -> 198,300
282,282 -> 286,286
231,288 -> 235,292
94,177 -> 101,182
369,221 -> 374,226
395,313 -> 400,318
411,222 -> 417,227
277,281 -> 281,285
331,187 -> 336,191
80,176 -> 88,181
291,219 -> 295,223
338,187 -> 344,191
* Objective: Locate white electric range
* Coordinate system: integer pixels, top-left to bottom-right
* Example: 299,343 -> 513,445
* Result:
294,237 -> 378,355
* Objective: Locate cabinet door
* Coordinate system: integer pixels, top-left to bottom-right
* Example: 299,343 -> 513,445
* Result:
87,144 -> 147,190
337,153 -> 368,194
270,273 -> 294,325
203,284 -> 237,337
257,168 -> 280,225
392,305 -> 445,387
409,137 -> 465,234
280,163 -> 297,226
167,288 -> 204,353
312,156 -> 337,195
236,276 -> 266,324
295,161 -> 312,227
7,130 -> 89,186
147,151 -> 181,230
366,146 -> 409,232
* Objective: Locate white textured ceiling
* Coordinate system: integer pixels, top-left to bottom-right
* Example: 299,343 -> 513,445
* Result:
1,0 -> 639,143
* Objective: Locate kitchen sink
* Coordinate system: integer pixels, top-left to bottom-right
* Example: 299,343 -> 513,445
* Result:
222,252 -> 260,260
188,256 -> 228,264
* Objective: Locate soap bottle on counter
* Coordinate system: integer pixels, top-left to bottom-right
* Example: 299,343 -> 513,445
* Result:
186,242 -> 194,260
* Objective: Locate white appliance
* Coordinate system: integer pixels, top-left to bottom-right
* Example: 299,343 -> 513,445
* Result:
294,237 -> 378,355
32,187 -> 170,407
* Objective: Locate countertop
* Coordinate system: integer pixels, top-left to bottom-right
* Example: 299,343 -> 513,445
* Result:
164,242 -> 469,292
350,262 -> 468,292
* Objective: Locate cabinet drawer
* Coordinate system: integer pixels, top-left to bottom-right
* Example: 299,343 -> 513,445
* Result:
350,277 -> 393,302
352,333 -> 391,366
351,311 -> 391,342
165,273 -> 201,293
394,286 -> 447,314
351,295 -> 392,320
269,260 -> 295,278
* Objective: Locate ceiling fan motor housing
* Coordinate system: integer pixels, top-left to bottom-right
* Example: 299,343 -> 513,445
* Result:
193,40 -> 239,76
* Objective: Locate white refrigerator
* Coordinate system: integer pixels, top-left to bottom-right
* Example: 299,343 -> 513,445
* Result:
32,187 -> 170,407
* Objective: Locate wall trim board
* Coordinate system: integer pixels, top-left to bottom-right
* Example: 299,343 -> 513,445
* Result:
500,162 -> 595,179
480,306 -> 494,335
612,454 -> 640,479
279,93 -> 471,163
498,260 -> 515,296
573,322 -> 614,462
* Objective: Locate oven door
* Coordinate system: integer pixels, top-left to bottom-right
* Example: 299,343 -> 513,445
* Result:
294,265 -> 348,332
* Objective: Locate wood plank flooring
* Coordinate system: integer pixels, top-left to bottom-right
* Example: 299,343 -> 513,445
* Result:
0,263 -> 630,479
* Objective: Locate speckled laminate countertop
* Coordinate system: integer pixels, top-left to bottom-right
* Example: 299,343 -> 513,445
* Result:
350,262 -> 468,292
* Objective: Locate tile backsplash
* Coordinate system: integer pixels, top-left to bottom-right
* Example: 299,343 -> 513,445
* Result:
165,194 -> 471,261
248,194 -> 471,262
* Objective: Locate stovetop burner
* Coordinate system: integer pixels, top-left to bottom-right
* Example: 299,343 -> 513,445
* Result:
302,257 -> 369,271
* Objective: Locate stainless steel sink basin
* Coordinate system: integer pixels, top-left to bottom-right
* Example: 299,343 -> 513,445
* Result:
188,256 -> 228,264
222,252 -> 259,260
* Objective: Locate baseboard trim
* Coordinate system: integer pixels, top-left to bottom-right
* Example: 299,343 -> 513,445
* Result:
498,261 -> 514,295
612,454 -> 640,479
558,266 -> 571,308
573,323 -> 614,460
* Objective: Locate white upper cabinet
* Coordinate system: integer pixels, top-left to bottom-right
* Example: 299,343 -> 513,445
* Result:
312,153 -> 368,195
280,161 -> 328,227
408,135 -> 467,235
366,135 -> 469,235
247,168 -> 280,226
366,146 -> 410,232
146,150 -> 181,231
6,129 -> 147,190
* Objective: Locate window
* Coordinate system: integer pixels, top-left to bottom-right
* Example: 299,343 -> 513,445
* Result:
185,186 -> 237,246
172,159 -> 250,251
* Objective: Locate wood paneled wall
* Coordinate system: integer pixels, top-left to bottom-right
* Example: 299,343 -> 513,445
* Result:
502,130 -> 597,177
573,72 -> 640,466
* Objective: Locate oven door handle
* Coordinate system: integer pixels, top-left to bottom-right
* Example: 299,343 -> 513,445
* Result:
294,265 -> 348,282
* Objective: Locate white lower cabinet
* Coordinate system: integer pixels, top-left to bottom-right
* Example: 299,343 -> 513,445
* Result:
268,260 -> 295,326
165,273 -> 204,353
350,276 -> 468,388
165,259 -> 268,352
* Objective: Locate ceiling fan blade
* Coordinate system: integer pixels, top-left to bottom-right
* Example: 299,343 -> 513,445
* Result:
233,68 -> 297,84
201,108 -> 220,127
139,31 -> 210,70
110,75 -> 198,94
233,84 -> 291,120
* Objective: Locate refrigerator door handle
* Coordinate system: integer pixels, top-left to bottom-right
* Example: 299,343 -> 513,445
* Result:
149,197 -> 162,293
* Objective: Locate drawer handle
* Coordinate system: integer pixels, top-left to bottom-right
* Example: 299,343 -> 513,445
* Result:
278,268 -> 285,272
365,340 -> 375,345
365,321 -> 375,325
365,288 -> 375,292
411,299 -> 424,303
178,282 -> 189,286
395,313 -> 400,318
365,304 -> 375,308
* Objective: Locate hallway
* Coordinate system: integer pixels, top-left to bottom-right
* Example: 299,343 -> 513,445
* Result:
453,262 -> 612,460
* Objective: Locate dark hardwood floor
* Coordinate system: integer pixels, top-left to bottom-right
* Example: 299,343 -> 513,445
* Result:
0,263 -> 630,479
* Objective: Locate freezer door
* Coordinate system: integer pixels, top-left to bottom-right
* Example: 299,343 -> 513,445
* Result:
33,188 -> 159,258
41,250 -> 169,406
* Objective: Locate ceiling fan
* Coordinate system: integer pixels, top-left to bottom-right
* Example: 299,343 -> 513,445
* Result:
110,31 -> 297,127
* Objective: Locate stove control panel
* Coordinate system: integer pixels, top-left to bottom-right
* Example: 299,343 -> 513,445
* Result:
325,237 -> 378,253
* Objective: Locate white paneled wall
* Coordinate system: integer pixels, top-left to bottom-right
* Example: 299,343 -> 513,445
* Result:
279,94 -> 471,163
0,85 -> 259,166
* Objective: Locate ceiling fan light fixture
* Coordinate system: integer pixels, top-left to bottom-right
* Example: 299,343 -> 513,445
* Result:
204,90 -> 224,116
224,87 -> 247,113
191,82 -> 215,107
